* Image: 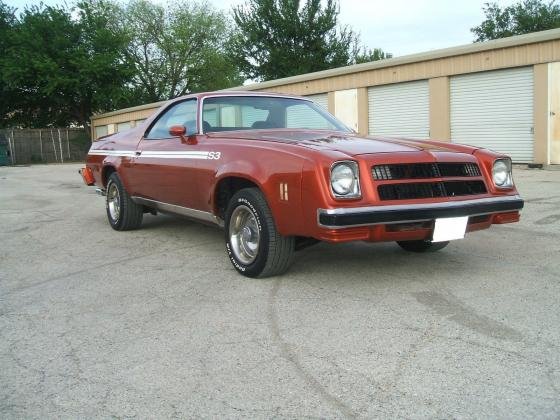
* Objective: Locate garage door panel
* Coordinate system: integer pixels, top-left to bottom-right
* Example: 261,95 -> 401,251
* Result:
368,81 -> 429,139
306,93 -> 328,110
452,92 -> 533,102
452,79 -> 533,89
451,76 -> 533,87
451,111 -> 533,118
452,117 -> 532,124
454,134 -> 533,142
451,67 -> 534,162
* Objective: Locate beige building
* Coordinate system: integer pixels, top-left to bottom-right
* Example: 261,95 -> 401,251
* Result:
91,28 -> 560,165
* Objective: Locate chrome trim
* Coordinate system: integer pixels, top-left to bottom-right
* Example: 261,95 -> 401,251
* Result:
107,182 -> 121,222
95,188 -> 106,196
228,204 -> 260,265
89,150 -> 136,158
140,151 -> 211,159
89,150 -> 215,160
143,97 -> 199,139
493,158 -> 514,189
330,160 -> 361,200
317,195 -> 523,229
131,196 -> 224,227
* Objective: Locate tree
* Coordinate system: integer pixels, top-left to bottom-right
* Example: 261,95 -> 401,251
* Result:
231,0 -> 360,81
354,47 -> 393,65
0,1 -> 133,135
121,0 -> 243,102
0,2 -> 17,128
472,0 -> 560,42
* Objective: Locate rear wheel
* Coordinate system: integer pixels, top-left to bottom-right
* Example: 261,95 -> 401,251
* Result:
106,172 -> 143,231
397,240 -> 449,253
225,188 -> 294,278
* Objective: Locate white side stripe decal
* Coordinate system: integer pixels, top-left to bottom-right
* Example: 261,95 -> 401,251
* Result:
140,151 -> 209,156
88,150 -> 221,160
88,150 -> 136,157
141,153 -> 209,159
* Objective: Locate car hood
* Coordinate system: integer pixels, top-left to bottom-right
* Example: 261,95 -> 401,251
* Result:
208,130 -> 476,156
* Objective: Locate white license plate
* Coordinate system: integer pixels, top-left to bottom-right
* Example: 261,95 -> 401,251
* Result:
432,216 -> 469,242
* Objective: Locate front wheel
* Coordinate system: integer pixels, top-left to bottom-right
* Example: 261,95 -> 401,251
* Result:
225,188 -> 295,278
397,240 -> 449,253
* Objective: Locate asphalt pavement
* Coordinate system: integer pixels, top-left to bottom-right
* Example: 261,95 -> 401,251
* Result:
1,163 -> 559,418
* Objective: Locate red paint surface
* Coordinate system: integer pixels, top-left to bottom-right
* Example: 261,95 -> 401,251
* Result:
84,91 -> 521,243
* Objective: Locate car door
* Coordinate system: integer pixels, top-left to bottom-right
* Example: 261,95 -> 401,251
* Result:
128,98 -> 204,209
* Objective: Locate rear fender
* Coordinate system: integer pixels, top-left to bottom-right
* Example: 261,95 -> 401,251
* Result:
100,157 -> 134,193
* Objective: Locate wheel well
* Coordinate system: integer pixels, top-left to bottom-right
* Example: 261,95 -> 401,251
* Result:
102,165 -> 116,187
215,177 -> 259,219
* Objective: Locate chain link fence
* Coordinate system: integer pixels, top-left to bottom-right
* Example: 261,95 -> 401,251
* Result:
0,128 -> 89,165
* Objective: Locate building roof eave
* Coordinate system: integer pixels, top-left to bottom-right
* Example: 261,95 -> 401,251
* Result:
226,28 -> 560,91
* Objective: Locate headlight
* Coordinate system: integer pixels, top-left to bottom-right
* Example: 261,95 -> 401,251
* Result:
492,158 -> 513,188
330,161 -> 360,198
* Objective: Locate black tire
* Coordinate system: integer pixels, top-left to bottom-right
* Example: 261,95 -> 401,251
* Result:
225,188 -> 295,278
397,240 -> 449,253
106,172 -> 143,231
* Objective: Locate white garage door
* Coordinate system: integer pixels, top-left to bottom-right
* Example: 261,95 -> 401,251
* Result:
368,80 -> 430,139
450,67 -> 534,162
306,93 -> 328,110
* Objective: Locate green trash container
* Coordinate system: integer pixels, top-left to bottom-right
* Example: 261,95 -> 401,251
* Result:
0,133 -> 10,166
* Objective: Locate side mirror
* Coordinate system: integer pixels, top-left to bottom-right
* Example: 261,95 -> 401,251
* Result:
169,125 -> 186,137
169,124 -> 197,145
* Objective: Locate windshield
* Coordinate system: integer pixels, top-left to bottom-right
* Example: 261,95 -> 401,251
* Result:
201,96 -> 350,133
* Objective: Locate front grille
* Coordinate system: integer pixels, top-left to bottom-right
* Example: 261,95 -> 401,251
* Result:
378,181 -> 487,200
372,162 -> 481,180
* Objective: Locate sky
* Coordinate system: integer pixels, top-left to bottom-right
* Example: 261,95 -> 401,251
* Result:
6,0 -> 521,57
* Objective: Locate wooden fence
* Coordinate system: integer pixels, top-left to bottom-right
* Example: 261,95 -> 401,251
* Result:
0,128 -> 89,165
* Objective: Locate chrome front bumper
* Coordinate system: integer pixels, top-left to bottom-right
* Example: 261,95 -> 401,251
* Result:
318,195 -> 524,229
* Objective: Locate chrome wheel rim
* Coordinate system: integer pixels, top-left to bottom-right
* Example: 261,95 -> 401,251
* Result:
229,205 -> 260,265
107,182 -> 120,222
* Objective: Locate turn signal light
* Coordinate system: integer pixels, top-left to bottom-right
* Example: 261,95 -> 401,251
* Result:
493,212 -> 520,224
79,167 -> 95,186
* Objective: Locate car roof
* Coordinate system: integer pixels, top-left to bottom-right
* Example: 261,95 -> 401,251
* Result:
170,90 -> 313,102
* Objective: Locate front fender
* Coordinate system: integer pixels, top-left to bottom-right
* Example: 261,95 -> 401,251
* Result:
212,156 -> 306,236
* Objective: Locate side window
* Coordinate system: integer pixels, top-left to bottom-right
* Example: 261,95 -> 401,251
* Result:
145,99 -> 197,139
202,101 -> 273,131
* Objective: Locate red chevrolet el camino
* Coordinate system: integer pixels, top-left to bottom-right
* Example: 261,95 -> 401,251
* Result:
81,91 -> 523,277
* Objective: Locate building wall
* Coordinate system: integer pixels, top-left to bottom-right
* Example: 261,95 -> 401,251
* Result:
245,39 -> 560,96
534,63 -> 550,164
429,77 -> 451,141
91,103 -> 164,140
549,62 -> 560,164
